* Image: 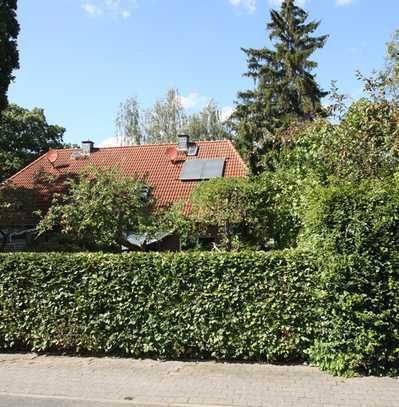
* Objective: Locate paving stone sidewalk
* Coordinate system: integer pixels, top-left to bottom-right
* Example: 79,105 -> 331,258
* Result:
0,353 -> 398,407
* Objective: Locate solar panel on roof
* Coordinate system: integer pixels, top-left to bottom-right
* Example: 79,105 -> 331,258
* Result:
203,159 -> 225,178
180,159 -> 225,181
180,159 -> 204,180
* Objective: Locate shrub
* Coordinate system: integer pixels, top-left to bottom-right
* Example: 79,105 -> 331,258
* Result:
274,99 -> 399,183
300,175 -> 399,256
309,253 -> 399,376
1,246 -> 398,376
0,250 -> 317,362
184,173 -> 302,251
301,176 -> 399,376
246,170 -> 304,250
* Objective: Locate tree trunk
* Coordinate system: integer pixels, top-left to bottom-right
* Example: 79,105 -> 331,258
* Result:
224,222 -> 232,252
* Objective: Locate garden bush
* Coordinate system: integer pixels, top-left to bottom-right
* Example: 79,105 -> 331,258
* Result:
301,177 -> 399,376
0,250 -> 317,362
309,253 -> 399,376
0,246 -> 398,377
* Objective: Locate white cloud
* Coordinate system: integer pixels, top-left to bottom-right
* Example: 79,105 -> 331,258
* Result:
336,0 -> 354,5
99,136 -> 121,147
180,92 -> 209,110
230,0 -> 257,14
121,10 -> 131,18
221,106 -> 235,122
82,0 -> 136,18
179,93 -> 235,121
83,3 -> 103,16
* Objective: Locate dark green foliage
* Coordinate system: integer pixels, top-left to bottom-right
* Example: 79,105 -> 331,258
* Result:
274,99 -> 399,183
233,0 -> 328,172
174,174 -> 301,251
0,247 -> 398,376
309,254 -> 399,377
246,171 -> 304,250
0,104 -> 65,181
300,176 -> 399,255
0,0 -> 19,113
0,250 -> 318,362
302,177 -> 399,376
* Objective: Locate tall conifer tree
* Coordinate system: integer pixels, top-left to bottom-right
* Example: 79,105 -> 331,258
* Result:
0,0 -> 20,114
234,0 -> 328,172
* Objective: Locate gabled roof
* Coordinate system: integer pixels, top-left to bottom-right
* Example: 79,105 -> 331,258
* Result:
8,140 -> 248,210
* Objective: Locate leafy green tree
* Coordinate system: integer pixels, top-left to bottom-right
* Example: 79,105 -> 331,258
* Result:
355,29 -> 399,103
189,178 -> 252,251
370,28 -> 399,102
176,173 -> 302,251
233,0 -> 328,172
184,100 -> 230,140
145,88 -> 187,143
116,91 -> 231,144
115,96 -> 144,145
276,99 -> 399,183
0,104 -> 65,181
36,167 -> 155,251
0,0 -> 19,114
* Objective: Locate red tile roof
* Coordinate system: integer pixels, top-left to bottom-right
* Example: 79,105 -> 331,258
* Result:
7,140 -> 248,211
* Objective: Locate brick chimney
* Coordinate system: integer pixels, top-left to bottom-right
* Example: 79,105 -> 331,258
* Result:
81,140 -> 94,155
177,135 -> 189,152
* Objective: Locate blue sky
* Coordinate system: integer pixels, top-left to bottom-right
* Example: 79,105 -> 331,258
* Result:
8,0 -> 399,146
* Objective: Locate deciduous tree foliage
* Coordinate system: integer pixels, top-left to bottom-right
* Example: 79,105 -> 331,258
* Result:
36,167 -> 155,251
145,88 -> 187,144
185,173 -> 302,251
0,0 -> 19,114
372,28 -> 399,102
274,99 -> 399,183
115,96 -> 144,145
188,178 -> 252,251
0,104 -> 65,181
233,0 -> 328,173
115,91 -> 230,145
184,100 -> 230,141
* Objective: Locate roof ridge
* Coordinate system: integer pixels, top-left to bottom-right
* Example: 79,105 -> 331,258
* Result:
95,139 -> 232,150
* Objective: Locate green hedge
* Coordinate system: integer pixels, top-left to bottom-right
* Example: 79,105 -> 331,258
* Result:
0,250 -> 398,376
309,254 -> 399,377
0,250 -> 317,362
300,178 -> 399,376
